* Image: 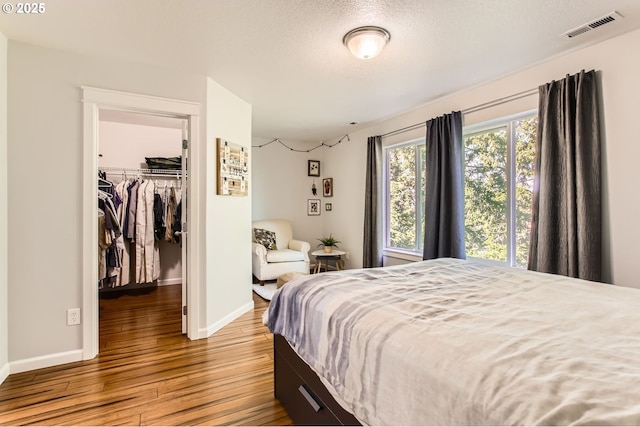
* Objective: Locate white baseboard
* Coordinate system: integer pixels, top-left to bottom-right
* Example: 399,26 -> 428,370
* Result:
200,300 -> 255,339
9,349 -> 83,374
0,362 -> 9,385
158,278 -> 182,286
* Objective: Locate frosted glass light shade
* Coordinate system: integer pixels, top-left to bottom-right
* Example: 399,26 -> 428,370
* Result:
343,26 -> 390,59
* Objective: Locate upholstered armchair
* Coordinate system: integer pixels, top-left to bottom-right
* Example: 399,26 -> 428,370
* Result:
252,219 -> 310,284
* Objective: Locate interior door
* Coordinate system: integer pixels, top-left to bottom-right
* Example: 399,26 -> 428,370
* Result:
181,120 -> 188,334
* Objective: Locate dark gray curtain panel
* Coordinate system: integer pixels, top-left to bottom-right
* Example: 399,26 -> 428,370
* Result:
363,135 -> 383,268
422,111 -> 465,260
528,70 -> 601,281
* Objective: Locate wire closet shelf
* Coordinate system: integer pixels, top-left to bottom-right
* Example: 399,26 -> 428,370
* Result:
99,166 -> 187,178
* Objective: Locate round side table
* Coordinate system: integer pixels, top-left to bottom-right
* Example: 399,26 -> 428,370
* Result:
311,249 -> 346,274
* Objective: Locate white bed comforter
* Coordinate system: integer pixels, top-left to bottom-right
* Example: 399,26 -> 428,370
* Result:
265,258 -> 640,426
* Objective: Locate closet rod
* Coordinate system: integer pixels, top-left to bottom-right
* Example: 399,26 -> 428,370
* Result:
380,87 -> 539,138
100,166 -> 186,177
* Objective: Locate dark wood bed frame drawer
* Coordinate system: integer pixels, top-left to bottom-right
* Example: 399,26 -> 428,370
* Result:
274,334 -> 360,426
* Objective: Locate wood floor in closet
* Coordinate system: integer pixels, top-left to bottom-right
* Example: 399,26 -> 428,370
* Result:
0,285 -> 293,426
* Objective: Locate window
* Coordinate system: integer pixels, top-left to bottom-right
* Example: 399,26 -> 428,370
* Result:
384,139 -> 425,253
464,112 -> 537,267
383,111 -> 537,267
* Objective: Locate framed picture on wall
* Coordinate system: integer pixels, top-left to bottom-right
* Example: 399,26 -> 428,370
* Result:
308,199 -> 320,216
325,203 -> 332,211
216,138 -> 249,196
308,160 -> 320,177
322,177 -> 333,197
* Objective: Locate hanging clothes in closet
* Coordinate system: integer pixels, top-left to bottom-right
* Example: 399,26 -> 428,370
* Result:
111,177 -> 130,287
163,185 -> 182,244
98,175 -> 123,284
101,171 -> 183,289
134,178 -> 160,284
99,175 -> 155,288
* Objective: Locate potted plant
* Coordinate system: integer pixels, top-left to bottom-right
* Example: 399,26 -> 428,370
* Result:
317,234 -> 340,253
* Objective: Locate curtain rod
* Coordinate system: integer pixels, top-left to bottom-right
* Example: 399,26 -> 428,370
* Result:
380,87 -> 539,138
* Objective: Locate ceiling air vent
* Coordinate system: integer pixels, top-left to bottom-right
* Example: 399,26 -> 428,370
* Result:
561,11 -> 623,38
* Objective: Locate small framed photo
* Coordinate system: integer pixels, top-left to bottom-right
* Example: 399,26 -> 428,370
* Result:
325,203 -> 332,211
322,177 -> 333,197
308,160 -> 320,177
307,199 -> 320,216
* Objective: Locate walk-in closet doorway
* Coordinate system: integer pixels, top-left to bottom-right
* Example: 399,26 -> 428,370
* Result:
98,110 -> 187,336
83,87 -> 201,361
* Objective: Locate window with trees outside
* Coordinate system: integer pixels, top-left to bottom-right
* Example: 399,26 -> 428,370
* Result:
384,139 -> 426,253
383,112 -> 537,268
464,112 -> 537,267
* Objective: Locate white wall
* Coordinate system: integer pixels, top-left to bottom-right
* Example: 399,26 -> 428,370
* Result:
252,28 -> 640,288
203,78 -> 253,335
6,41 -> 208,365
251,137 -> 326,251
99,120 -> 184,169
0,31 -> 8,383
99,120 -> 183,284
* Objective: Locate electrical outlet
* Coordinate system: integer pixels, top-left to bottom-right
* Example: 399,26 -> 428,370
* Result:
345,251 -> 350,260
67,308 -> 81,326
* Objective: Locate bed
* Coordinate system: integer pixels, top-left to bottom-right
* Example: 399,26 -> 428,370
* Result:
264,258 -> 640,426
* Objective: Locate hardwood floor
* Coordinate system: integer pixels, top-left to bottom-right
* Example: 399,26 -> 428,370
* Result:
0,285 -> 293,426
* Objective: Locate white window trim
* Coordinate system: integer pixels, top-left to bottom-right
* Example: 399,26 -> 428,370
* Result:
383,137 -> 425,256
383,247 -> 423,262
463,109 -> 537,135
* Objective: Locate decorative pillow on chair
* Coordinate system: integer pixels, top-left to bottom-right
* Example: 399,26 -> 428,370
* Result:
253,228 -> 277,250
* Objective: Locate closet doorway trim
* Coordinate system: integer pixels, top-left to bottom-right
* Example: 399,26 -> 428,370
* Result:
82,86 -> 201,360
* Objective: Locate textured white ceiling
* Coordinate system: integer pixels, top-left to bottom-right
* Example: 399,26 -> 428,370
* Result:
2,0 -> 640,142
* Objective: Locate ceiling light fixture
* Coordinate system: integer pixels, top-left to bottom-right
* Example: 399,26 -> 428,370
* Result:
343,26 -> 390,59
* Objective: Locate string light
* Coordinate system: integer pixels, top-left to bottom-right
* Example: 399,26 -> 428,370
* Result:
252,134 -> 350,153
